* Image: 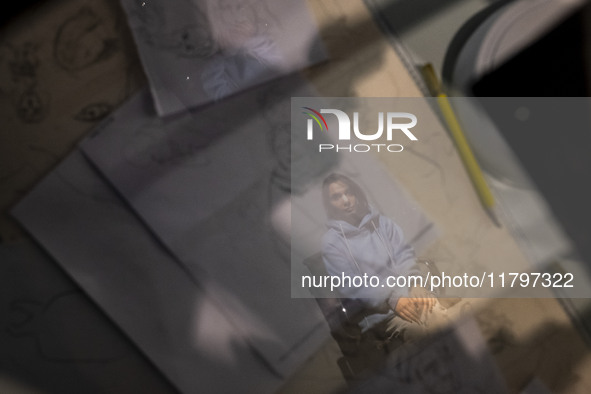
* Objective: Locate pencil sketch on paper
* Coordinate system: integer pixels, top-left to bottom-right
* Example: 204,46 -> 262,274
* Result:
6,41 -> 39,80
201,0 -> 283,100
122,116 -> 216,169
7,291 -> 127,363
54,7 -> 119,72
74,102 -> 114,122
1,42 -> 50,123
15,88 -> 50,123
129,1 -> 216,58
129,0 -> 284,101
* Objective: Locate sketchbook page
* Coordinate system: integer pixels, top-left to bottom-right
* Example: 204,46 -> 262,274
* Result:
0,0 -> 145,241
80,77 -> 333,376
0,240 -> 175,394
12,151 -> 288,394
119,0 -> 326,115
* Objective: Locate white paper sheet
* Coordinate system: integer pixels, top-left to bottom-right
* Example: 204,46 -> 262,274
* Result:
12,151 -> 293,393
120,0 -> 326,115
0,240 -> 176,394
80,76 -> 333,376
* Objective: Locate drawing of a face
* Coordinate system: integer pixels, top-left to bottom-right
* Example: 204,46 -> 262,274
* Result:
328,181 -> 359,222
54,7 -> 117,71
215,0 -> 259,48
75,102 -> 113,122
16,90 -> 48,123
172,25 -> 217,58
9,42 -> 39,78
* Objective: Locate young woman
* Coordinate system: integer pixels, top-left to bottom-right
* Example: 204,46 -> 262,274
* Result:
321,173 -> 437,339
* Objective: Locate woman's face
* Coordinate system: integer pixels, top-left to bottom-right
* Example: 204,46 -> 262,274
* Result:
327,181 -> 359,222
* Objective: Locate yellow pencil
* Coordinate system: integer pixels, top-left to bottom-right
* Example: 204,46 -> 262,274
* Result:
421,64 -> 501,227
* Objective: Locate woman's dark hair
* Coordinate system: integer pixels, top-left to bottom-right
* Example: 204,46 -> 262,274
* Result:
322,173 -> 370,219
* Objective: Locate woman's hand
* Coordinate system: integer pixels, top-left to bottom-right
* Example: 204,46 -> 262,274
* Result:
394,297 -> 422,323
395,287 -> 436,323
410,286 -> 437,311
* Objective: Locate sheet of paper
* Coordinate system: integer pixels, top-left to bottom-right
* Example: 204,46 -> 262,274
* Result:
119,0 -> 326,115
80,76 -> 333,376
0,240 -> 175,394
12,151 -> 292,393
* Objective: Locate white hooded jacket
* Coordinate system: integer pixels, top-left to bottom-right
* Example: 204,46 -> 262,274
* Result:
321,205 -> 421,315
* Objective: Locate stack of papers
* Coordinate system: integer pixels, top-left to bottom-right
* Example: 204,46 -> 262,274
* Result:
119,0 -> 327,115
79,77 -> 333,377
10,0 -> 332,391
9,1 -> 440,392
13,150 -> 289,392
